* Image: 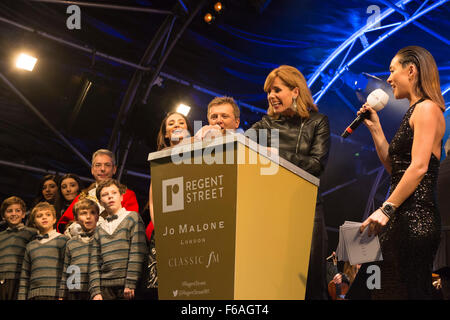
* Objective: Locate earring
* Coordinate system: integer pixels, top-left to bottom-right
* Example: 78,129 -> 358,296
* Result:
291,97 -> 298,111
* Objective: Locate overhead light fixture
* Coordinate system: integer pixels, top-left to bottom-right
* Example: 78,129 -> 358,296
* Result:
177,103 -> 191,116
214,2 -> 224,13
204,12 -> 214,24
16,53 -> 37,71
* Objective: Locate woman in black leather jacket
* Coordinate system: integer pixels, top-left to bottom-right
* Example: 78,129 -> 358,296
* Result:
247,65 -> 330,299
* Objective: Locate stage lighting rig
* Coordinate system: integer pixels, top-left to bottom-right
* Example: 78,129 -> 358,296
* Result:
203,1 -> 225,24
15,53 -> 37,71
204,12 -> 215,24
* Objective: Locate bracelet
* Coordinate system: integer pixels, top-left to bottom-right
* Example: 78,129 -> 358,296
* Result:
379,206 -> 391,219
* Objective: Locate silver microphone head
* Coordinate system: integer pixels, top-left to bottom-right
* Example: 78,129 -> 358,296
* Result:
367,89 -> 389,111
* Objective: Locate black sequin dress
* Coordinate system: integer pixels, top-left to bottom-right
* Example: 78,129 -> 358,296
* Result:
373,99 -> 441,299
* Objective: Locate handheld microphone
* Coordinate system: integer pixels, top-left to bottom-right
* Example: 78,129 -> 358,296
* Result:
341,89 -> 389,138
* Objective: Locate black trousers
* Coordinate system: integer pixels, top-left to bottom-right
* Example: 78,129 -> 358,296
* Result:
0,279 -> 19,300
305,201 -> 329,300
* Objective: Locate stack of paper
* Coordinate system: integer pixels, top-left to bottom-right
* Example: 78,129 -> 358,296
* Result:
336,221 -> 383,265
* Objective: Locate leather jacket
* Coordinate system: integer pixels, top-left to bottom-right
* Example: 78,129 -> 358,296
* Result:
246,111 -> 330,178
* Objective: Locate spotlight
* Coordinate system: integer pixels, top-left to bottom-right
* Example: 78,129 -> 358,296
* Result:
16,53 -> 37,71
204,12 -> 215,24
214,2 -> 224,13
177,103 -> 191,116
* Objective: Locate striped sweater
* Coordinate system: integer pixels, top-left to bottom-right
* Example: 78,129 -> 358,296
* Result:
0,227 -> 37,280
17,235 -> 68,300
89,211 -> 147,298
59,235 -> 94,298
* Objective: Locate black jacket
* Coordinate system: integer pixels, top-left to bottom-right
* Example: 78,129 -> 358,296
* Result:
246,111 -> 330,178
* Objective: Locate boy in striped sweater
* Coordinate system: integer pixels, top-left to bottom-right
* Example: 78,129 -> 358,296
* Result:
0,197 -> 37,300
18,202 -> 68,300
89,179 -> 147,300
59,198 -> 99,300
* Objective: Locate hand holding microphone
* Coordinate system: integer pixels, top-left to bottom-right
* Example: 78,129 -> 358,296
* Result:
341,89 -> 389,138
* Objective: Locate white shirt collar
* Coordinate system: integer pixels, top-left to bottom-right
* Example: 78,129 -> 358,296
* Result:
101,208 -> 129,235
38,229 -> 61,244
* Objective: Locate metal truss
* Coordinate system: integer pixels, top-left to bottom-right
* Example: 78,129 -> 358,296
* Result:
308,0 -> 449,103
308,0 -> 449,223
28,0 -> 174,15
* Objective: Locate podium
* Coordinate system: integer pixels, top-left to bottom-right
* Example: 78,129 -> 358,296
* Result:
148,133 -> 319,300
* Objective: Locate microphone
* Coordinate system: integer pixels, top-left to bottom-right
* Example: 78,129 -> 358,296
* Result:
341,89 -> 389,138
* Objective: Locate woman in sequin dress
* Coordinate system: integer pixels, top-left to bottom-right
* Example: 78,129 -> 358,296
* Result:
359,46 -> 446,299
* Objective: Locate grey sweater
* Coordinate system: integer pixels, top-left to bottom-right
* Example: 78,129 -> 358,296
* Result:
59,235 -> 94,298
89,211 -> 147,298
17,235 -> 68,300
0,227 -> 37,280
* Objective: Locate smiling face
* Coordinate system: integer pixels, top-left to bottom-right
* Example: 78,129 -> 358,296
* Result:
267,77 -> 299,115
4,204 -> 26,227
42,179 -> 58,202
165,113 -> 189,146
91,154 -> 117,183
34,209 -> 56,234
60,177 -> 80,202
387,55 -> 414,100
99,184 -> 123,215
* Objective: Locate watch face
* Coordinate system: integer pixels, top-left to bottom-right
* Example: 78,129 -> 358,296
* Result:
384,204 -> 394,214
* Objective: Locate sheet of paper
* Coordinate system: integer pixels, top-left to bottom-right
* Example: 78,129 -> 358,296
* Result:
336,221 -> 383,265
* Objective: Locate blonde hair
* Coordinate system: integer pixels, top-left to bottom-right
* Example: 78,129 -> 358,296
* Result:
264,65 -> 318,118
396,46 -> 445,111
28,202 -> 56,228
444,137 -> 450,156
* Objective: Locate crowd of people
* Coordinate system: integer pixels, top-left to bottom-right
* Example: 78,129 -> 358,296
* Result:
0,45 -> 448,300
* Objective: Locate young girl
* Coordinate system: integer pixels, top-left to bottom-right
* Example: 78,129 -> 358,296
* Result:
58,173 -> 84,217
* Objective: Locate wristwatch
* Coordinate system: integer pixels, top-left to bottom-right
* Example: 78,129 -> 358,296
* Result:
380,202 -> 396,218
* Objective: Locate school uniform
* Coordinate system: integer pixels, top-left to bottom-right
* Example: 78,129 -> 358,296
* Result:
17,230 -> 68,300
89,208 -> 147,300
0,224 -> 37,300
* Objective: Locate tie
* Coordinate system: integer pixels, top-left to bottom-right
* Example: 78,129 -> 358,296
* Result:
106,214 -> 118,222
36,234 -> 49,240
80,231 -> 94,238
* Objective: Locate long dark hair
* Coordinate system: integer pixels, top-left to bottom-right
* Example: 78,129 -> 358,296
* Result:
396,46 -> 445,110
33,174 -> 60,206
58,173 -> 84,205
156,112 -> 192,150
32,174 -> 63,221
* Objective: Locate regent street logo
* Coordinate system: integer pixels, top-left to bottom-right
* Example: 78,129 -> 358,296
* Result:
162,175 -> 225,213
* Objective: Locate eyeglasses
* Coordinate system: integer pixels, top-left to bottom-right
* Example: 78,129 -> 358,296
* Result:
93,163 -> 113,169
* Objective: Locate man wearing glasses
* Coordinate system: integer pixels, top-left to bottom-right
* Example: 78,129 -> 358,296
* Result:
57,149 -> 139,233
